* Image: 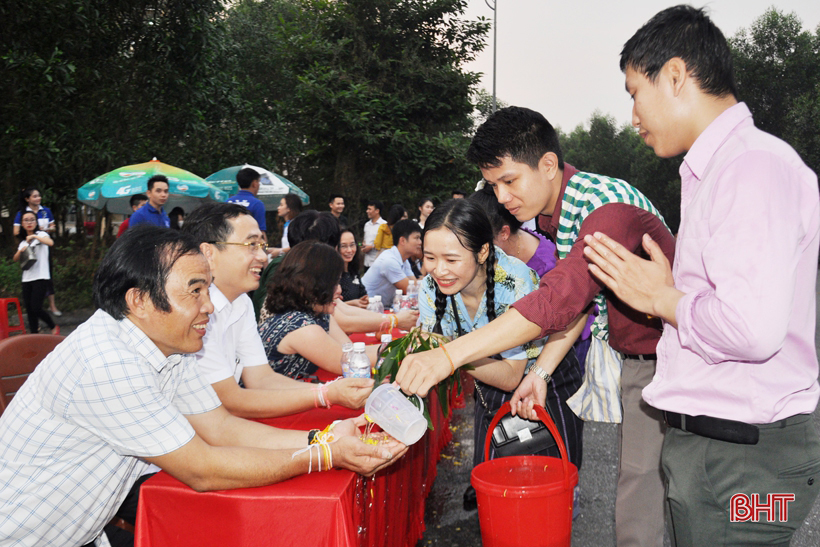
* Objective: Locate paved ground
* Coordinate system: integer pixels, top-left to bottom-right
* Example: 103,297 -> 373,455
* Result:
419,401 -> 820,547
38,288 -> 820,547
417,275 -> 820,546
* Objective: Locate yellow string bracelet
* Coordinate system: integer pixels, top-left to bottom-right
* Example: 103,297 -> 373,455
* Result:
440,345 -> 456,376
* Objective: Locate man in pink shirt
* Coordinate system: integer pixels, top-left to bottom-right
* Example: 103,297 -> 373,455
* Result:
584,6 -> 820,546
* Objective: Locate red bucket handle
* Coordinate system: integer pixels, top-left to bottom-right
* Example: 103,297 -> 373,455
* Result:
483,401 -> 572,489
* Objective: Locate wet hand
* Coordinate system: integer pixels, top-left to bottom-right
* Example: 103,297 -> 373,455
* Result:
330,415 -> 368,438
332,435 -> 407,476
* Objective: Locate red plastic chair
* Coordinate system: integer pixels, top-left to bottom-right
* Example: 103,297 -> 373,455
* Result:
0,333 -> 64,415
0,298 -> 26,339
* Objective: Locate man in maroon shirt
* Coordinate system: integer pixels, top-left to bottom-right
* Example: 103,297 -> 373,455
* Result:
397,106 -> 676,547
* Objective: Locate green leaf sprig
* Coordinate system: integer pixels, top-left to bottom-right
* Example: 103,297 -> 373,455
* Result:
373,327 -> 472,430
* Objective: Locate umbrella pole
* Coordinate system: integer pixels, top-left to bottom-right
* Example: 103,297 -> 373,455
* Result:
91,206 -> 104,260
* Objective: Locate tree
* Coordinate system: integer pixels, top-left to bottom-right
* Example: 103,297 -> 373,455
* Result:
560,114 -> 682,233
730,8 -> 820,175
223,0 -> 490,218
0,0 -> 234,243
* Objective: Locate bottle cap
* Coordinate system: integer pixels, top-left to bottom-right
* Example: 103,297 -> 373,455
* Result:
372,295 -> 381,302
353,342 -> 366,351
395,290 -> 403,296
380,334 -> 392,343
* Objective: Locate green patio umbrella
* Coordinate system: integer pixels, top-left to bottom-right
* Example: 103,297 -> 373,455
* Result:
77,158 -> 228,215
205,164 -> 309,210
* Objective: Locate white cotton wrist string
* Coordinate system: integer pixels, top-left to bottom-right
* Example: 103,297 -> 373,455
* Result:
291,421 -> 339,473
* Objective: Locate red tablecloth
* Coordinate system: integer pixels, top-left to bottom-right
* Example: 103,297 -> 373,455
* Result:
348,327 -> 406,345
134,390 -> 451,547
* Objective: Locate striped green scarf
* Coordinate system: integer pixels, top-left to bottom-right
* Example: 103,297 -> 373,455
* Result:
555,171 -> 668,340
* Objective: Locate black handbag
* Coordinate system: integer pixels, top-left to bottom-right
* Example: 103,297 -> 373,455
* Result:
484,401 -> 569,462
19,245 -> 37,271
442,294 -> 558,459
487,407 -> 557,458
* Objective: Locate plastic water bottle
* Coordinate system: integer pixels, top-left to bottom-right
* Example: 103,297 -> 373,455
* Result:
340,342 -> 353,377
375,333 -> 392,371
392,290 -> 403,313
371,295 -> 384,314
406,280 -> 419,310
348,342 -> 371,378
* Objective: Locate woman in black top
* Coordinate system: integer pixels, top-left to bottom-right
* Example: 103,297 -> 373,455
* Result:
338,228 -> 368,308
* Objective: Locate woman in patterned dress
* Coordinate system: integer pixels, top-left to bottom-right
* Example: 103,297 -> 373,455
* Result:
419,199 -> 583,507
259,240 -> 378,379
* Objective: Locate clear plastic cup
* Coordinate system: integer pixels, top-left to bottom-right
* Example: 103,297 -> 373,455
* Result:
364,384 -> 427,445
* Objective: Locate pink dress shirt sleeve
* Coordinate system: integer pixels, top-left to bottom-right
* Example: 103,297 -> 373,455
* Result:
675,150 -> 819,364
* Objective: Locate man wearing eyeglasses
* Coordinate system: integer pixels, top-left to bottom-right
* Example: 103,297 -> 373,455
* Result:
182,203 -> 374,419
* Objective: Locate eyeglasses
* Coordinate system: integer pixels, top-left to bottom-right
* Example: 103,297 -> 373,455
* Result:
339,243 -> 357,250
210,241 -> 268,253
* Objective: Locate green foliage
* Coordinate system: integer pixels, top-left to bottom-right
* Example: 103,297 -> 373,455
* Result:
0,242 -> 105,311
559,114 -> 682,233
1,0 -> 488,239
0,0 -> 235,242
50,243 -> 106,310
0,257 -> 21,300
374,328 -> 470,430
222,0 -> 489,219
786,86 -> 820,175
557,8 -> 820,236
730,8 -> 820,176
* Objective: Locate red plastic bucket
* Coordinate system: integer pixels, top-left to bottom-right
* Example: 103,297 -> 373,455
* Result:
471,402 -> 578,547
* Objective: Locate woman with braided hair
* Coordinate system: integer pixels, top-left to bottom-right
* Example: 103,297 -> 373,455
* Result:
418,198 -> 583,509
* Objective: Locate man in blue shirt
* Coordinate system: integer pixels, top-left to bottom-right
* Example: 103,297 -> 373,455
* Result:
226,167 -> 267,235
129,175 -> 170,228
362,219 -> 421,305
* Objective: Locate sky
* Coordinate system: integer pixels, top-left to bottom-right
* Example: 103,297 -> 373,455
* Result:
462,0 -> 820,132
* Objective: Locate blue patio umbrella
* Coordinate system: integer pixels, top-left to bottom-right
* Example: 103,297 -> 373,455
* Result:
77,158 -> 228,215
205,164 -> 309,210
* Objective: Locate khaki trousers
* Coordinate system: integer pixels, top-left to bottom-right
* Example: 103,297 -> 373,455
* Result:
615,357 -> 667,547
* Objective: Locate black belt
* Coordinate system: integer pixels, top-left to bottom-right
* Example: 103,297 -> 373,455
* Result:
622,353 -> 657,361
664,411 -> 759,445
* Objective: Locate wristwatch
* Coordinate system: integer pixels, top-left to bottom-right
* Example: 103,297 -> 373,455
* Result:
531,365 -> 552,383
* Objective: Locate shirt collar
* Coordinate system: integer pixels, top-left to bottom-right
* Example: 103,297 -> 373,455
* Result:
145,203 -> 162,214
682,102 -> 752,181
539,163 -> 579,236
118,314 -> 183,371
208,283 -> 231,314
